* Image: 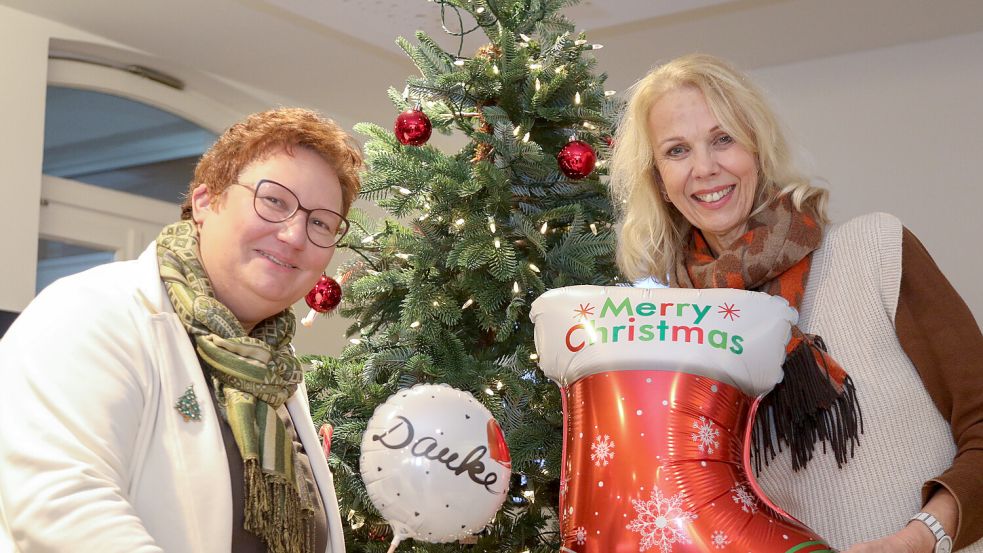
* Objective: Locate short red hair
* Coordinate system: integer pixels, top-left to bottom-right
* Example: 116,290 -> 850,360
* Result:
180,107 -> 362,219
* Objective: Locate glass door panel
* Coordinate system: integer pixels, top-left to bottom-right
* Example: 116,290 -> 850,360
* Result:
36,239 -> 116,294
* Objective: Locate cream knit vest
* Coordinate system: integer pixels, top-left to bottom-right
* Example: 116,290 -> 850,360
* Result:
755,213 -> 982,551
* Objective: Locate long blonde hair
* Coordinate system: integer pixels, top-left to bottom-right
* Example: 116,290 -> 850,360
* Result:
609,53 -> 828,283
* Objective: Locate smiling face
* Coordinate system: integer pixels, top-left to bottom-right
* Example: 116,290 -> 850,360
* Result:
648,86 -> 759,254
191,147 -> 343,331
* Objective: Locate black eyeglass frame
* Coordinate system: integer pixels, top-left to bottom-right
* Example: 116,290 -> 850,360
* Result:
231,179 -> 350,248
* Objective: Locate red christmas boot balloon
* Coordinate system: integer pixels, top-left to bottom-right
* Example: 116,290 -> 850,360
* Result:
557,139 -> 597,180
394,106 -> 432,146
301,274 -> 342,327
532,287 -> 835,553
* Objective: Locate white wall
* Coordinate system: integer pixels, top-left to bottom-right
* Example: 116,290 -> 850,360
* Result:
750,31 -> 983,323
0,6 -> 63,311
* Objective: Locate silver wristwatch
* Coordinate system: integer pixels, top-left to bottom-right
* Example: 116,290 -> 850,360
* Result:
909,512 -> 953,553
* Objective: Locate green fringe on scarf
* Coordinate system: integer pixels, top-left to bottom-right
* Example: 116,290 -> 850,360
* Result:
157,220 -> 314,553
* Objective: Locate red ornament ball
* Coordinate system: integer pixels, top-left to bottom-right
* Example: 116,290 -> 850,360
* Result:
557,140 -> 597,180
394,107 -> 432,146
305,275 -> 342,313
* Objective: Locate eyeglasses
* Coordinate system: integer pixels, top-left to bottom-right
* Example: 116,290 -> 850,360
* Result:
232,179 -> 349,248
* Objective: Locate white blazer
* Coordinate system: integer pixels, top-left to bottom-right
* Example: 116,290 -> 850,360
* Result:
0,243 -> 346,553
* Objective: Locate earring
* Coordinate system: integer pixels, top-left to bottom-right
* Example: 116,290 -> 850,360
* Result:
301,274 -> 343,327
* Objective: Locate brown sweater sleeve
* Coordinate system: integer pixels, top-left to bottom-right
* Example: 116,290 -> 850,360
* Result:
896,227 -> 983,549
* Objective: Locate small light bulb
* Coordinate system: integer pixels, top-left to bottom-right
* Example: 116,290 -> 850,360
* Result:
488,217 -> 496,233
522,132 -> 530,143
397,187 -> 411,195
592,43 -> 604,50
402,85 -> 410,99
495,380 -> 503,390
409,320 -> 421,328
540,221 -> 548,234
494,238 -> 501,248
574,39 -> 587,46
590,223 -> 598,235
485,387 -> 495,396
361,235 -> 375,244
519,33 -> 531,42
461,298 -> 474,310
513,281 -> 520,293
455,218 -> 465,226
529,62 -> 542,70
492,64 -> 500,75
432,301 -> 439,307
513,126 -> 522,137
350,338 -> 362,345
534,78 -> 541,92
529,353 -> 539,360
418,213 -> 429,221
529,263 -> 540,273
574,91 -> 581,105
476,6 -> 485,13
453,58 -> 466,66
604,90 -> 617,96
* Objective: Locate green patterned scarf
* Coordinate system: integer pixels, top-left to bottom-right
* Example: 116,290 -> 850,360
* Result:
157,220 -> 314,553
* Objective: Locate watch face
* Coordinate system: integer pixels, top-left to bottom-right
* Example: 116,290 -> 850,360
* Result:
937,536 -> 953,553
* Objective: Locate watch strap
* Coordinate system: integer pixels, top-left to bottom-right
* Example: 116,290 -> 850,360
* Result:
909,512 -> 951,552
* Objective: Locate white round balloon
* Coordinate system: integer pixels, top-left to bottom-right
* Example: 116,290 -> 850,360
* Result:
360,383 -> 511,545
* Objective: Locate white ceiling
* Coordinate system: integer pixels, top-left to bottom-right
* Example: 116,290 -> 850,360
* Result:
262,0 -> 737,57
3,0 -> 982,131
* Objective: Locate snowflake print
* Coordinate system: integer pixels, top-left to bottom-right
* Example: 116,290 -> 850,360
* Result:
690,416 -> 720,454
626,487 -> 697,553
560,459 -> 572,497
711,530 -> 730,549
561,505 -> 574,538
731,482 -> 758,513
717,303 -> 741,321
574,526 -> 587,545
590,434 -> 615,467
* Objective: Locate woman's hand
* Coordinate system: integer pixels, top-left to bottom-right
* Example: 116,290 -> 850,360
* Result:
844,487 -> 958,553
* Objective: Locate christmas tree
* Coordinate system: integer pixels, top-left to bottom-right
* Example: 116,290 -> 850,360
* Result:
305,1 -> 620,550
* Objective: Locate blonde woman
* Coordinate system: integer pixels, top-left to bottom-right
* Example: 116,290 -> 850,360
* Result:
610,54 -> 983,552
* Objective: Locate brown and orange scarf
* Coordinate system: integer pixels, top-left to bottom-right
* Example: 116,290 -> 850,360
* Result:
671,194 -> 862,471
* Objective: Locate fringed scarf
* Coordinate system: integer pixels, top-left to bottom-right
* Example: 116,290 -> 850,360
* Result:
671,194 -> 863,471
157,220 -> 314,553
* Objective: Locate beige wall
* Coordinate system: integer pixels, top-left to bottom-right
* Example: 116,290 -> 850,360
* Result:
0,6 -> 60,311
749,31 -> 983,323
